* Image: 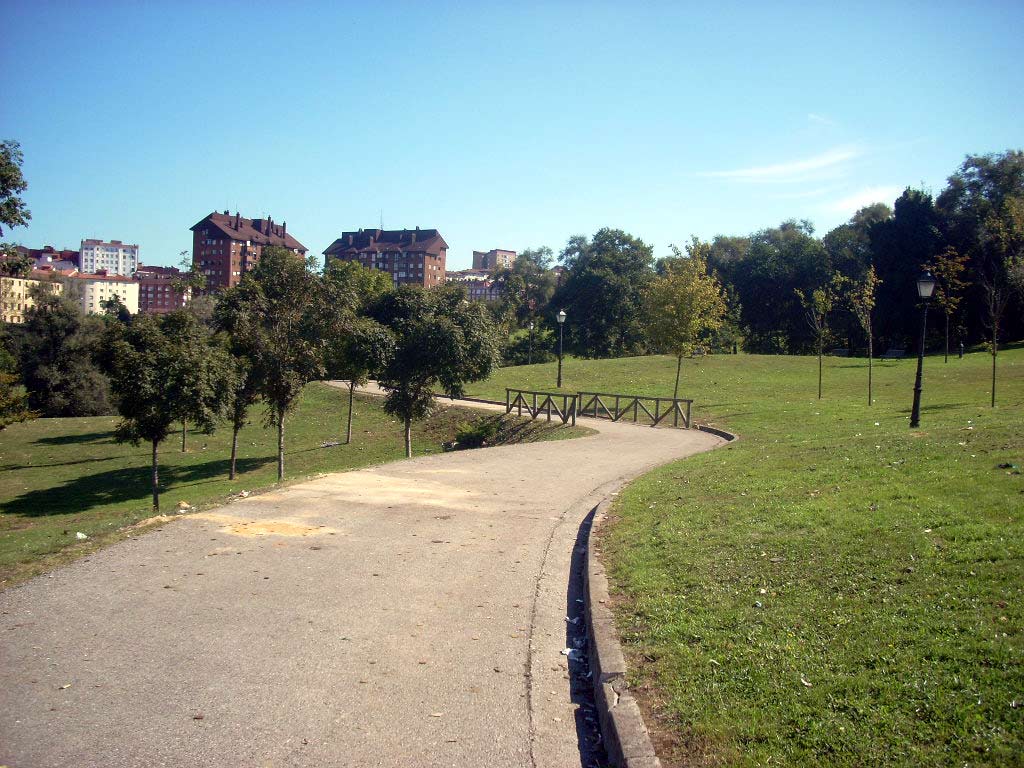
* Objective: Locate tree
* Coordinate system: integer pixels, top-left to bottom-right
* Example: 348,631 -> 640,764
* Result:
109,313 -> 234,511
370,285 -> 498,458
100,293 -> 132,325
795,278 -> 838,399
551,229 -> 654,357
0,253 -> 32,277
325,317 -> 395,444
979,195 -> 1024,407
644,239 -> 727,399
924,246 -> 969,362
322,260 -> 394,443
493,246 -> 558,329
215,248 -> 329,481
836,266 -> 881,405
226,354 -> 259,480
0,370 -> 34,430
18,290 -> 112,416
0,140 -> 31,236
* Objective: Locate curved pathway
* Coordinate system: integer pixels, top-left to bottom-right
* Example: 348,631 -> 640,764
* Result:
0,391 -> 722,767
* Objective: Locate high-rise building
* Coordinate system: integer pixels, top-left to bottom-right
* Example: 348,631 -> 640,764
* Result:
59,271 -> 139,315
79,239 -> 139,276
190,211 -> 307,292
323,228 -> 447,288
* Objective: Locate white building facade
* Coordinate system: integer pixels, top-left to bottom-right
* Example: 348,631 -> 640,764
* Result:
60,273 -> 139,316
79,239 -> 139,276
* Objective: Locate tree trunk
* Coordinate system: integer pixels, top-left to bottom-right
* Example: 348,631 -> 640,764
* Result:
991,329 -> 998,408
944,312 -> 950,363
404,415 -> 412,459
346,382 -> 355,445
673,355 -> 682,400
867,332 -> 873,406
151,440 -> 160,512
230,424 -> 239,480
181,420 -> 186,452
817,340 -> 823,399
277,407 -> 285,482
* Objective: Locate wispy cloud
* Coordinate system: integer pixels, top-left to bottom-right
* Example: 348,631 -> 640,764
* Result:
807,113 -> 837,127
822,185 -> 903,215
697,146 -> 861,184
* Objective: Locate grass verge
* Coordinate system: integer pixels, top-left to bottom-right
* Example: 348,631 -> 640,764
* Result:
0,383 -> 590,589
465,349 -> 1023,766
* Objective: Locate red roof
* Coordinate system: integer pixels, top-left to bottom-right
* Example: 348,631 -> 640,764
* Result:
191,211 -> 307,252
323,228 -> 448,258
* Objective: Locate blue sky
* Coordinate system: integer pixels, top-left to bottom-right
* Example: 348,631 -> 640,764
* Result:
3,1 -> 1022,270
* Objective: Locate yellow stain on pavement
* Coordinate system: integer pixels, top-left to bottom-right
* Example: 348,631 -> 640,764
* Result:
191,512 -> 338,538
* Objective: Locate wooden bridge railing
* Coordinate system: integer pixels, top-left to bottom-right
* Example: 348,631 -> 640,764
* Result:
576,391 -> 692,429
505,389 -> 578,426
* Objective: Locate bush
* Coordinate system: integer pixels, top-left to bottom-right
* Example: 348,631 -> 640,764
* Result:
454,416 -> 502,448
501,329 -> 555,366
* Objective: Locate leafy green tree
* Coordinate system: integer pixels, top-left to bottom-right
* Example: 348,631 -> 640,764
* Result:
0,253 -> 32,277
551,229 -> 654,357
0,370 -> 34,430
109,313 -> 235,511
226,354 -> 259,480
369,285 -> 498,458
325,317 -> 395,444
0,140 -> 31,236
493,246 -> 558,329
795,277 -> 839,399
18,291 -> 112,416
836,266 -> 881,405
644,239 -> 727,398
924,246 -> 969,362
100,293 -> 132,325
215,248 -> 329,481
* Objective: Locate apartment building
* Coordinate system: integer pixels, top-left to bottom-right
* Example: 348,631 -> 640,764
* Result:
190,211 -> 307,291
80,239 -> 139,276
446,268 -> 505,302
60,271 -> 139,316
472,248 -> 516,271
0,272 -> 63,324
322,227 -> 447,288
134,265 -> 190,315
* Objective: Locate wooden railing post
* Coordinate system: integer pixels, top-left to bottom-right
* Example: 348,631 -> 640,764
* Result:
506,388 -> 511,413
685,400 -> 692,428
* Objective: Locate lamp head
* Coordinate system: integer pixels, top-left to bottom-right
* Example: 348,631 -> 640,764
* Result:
557,309 -> 566,324
917,271 -> 937,300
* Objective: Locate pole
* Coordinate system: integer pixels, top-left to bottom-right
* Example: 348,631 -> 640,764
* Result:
910,303 -> 929,428
557,322 -> 564,388
529,324 -> 534,365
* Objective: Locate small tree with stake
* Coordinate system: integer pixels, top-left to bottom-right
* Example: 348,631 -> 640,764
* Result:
925,246 -> 969,363
836,266 -> 881,405
324,317 -> 395,444
109,313 -> 234,511
370,285 -> 498,458
795,278 -> 838,399
643,239 -> 726,399
979,196 -> 1024,407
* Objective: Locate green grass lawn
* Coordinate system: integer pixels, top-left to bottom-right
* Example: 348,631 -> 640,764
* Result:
467,349 -> 1023,766
0,383 -> 589,588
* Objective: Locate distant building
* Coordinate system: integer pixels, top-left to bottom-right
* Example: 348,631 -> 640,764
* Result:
134,265 -> 190,315
445,268 -> 505,302
191,211 -> 308,292
60,271 -> 139,316
80,239 -> 139,276
472,249 -> 516,271
323,227 -> 447,288
13,245 -> 80,271
1,272 -> 63,324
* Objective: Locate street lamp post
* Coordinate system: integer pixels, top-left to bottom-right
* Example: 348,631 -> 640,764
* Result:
528,321 -> 534,366
910,271 -> 936,428
556,309 -> 566,388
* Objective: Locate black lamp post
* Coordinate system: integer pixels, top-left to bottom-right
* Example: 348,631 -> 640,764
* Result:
556,309 -> 566,388
909,271 -> 937,428
528,321 -> 534,366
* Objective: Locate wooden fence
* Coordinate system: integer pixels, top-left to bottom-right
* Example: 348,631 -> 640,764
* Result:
576,391 -> 692,428
505,389 -> 578,425
504,389 -> 693,429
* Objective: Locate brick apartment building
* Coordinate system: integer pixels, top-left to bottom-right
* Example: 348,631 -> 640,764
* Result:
190,211 -> 308,291
472,248 -> 516,271
134,265 -> 190,314
323,227 -> 447,288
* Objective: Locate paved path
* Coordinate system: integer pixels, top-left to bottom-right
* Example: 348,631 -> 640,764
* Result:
0,391 -> 722,768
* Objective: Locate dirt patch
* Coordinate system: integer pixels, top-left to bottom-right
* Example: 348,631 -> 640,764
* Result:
190,512 -> 338,538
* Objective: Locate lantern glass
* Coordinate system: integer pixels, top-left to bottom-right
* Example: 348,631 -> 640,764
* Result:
917,271 -> 937,299
557,309 -> 566,324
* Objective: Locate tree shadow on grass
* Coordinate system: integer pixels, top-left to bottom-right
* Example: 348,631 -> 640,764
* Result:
1,456 -> 275,518
34,431 -> 114,446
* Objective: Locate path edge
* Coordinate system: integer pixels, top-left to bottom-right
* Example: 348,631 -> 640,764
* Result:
585,425 -> 738,768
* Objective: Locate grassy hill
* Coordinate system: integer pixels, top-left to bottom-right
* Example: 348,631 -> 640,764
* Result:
467,349 -> 1023,766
